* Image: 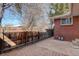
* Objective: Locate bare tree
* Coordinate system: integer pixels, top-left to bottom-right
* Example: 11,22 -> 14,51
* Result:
0,3 -> 13,26
20,3 -> 51,32
0,3 -> 52,32
0,4 -> 3,26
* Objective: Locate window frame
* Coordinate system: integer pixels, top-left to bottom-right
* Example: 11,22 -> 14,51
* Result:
60,17 -> 73,25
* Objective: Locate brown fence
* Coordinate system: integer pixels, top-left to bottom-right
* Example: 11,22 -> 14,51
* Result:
0,28 -> 53,53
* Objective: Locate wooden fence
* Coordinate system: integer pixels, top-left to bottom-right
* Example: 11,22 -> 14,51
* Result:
0,28 -> 53,53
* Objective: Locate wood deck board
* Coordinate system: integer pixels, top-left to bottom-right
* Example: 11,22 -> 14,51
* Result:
0,33 -> 16,46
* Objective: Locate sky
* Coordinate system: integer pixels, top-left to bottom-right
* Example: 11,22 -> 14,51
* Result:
1,6 -> 22,27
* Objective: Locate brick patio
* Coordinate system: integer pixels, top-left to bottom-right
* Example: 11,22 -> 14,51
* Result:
1,37 -> 79,56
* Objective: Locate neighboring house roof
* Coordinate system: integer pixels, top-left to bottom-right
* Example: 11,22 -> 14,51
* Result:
50,3 -> 79,19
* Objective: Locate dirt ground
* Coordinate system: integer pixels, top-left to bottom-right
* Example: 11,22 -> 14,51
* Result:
1,37 -> 79,56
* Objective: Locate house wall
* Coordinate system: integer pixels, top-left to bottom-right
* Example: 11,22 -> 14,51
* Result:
54,16 -> 79,41
72,3 -> 79,16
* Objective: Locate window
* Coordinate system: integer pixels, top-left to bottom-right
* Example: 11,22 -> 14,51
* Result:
60,17 -> 73,25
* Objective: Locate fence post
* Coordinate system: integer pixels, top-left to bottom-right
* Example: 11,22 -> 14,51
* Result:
3,28 -> 4,40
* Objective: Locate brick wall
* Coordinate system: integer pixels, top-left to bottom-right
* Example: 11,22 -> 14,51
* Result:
54,16 -> 79,41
